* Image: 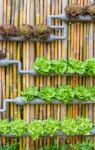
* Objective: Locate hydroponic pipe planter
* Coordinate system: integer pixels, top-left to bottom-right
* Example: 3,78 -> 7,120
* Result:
48,14 -> 95,25
1,96 -> 95,112
0,130 -> 95,139
0,59 -> 95,76
0,29 -> 67,42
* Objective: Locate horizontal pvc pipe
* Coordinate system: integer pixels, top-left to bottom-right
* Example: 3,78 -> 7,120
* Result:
48,14 -> 95,22
0,59 -> 95,76
0,130 -> 95,138
0,96 -> 95,112
0,33 -> 66,42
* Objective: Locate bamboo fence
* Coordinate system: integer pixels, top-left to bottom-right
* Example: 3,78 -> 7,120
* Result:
0,0 -> 95,149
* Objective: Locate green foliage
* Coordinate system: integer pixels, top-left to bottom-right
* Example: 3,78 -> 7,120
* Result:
0,118 -> 93,139
61,117 -> 93,136
39,86 -> 56,102
43,118 -> 60,136
39,140 -> 93,150
67,58 -> 85,74
85,58 -> 95,75
33,57 -> 95,76
21,85 -> 95,103
0,143 -> 18,150
51,59 -> 67,74
28,120 -> 44,140
9,119 -> 28,136
61,118 -> 78,135
76,117 -> 93,135
21,86 -> 39,101
0,120 -> 10,135
72,141 -> 93,150
73,85 -> 91,100
33,57 -> 51,74
89,86 -> 95,101
55,85 -> 74,103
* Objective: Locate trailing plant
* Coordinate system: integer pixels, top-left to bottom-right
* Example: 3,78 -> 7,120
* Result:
85,58 -> 95,75
31,24 -> 52,40
39,86 -> 56,102
43,118 -> 60,136
0,24 -> 18,39
55,85 -> 74,104
9,119 -> 28,136
33,57 -> 51,74
67,58 -> 85,74
0,120 -> 10,135
21,86 -> 39,101
28,120 -> 44,140
73,85 -> 91,100
51,59 -> 67,74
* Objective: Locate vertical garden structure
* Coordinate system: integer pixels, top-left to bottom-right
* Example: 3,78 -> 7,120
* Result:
0,0 -> 95,149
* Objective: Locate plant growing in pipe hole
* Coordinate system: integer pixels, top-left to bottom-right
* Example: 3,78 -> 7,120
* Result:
39,86 -> 56,102
67,58 -> 86,74
28,120 -> 44,140
0,120 -> 10,135
21,86 -> 39,101
33,57 -> 51,74
61,117 -> 93,136
31,24 -> 52,40
0,24 -> 19,39
73,85 -> 91,100
85,58 -> 95,75
55,85 -> 74,104
9,119 -> 28,136
18,24 -> 33,39
64,5 -> 82,17
43,118 -> 60,136
50,59 -> 67,75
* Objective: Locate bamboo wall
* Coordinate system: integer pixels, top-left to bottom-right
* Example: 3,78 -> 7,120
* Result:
0,0 -> 95,149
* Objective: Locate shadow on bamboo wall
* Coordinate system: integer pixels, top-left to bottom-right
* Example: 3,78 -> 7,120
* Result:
0,0 -> 95,149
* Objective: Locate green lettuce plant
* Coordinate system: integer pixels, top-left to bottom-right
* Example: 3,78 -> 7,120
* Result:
39,86 -> 56,102
61,117 -> 93,136
73,85 -> 91,100
55,85 -> 74,103
76,117 -> 93,135
21,86 -> 39,101
67,58 -> 85,74
61,117 -> 78,135
43,118 -> 60,136
51,59 -> 67,74
28,120 -> 44,140
85,58 -> 95,75
33,57 -> 51,74
9,119 -> 28,136
0,120 -> 10,135
89,86 -> 95,101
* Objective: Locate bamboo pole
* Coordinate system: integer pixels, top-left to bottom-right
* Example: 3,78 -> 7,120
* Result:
29,0 -> 35,149
46,0 -> 51,147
